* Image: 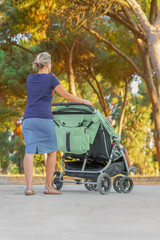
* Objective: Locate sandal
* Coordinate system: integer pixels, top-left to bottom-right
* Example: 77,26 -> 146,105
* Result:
43,186 -> 62,195
24,188 -> 35,196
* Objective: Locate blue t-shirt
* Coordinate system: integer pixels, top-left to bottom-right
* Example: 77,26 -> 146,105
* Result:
23,73 -> 61,119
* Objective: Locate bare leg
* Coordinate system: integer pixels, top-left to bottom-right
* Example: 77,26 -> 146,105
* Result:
125,150 -> 132,168
43,153 -> 47,166
45,152 -> 61,193
23,154 -> 35,193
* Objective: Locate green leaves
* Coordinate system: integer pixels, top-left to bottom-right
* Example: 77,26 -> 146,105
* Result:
0,105 -> 20,132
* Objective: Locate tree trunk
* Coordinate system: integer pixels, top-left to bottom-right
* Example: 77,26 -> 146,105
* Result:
66,37 -> 77,96
118,78 -> 129,135
85,76 -> 108,114
94,77 -> 109,117
127,0 -> 160,97
147,28 -> 160,97
67,49 -> 77,95
126,0 -> 160,168
88,69 -> 109,117
137,39 -> 160,170
18,157 -> 23,174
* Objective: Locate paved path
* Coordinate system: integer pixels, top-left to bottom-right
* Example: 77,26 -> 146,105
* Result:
0,176 -> 13,185
0,185 -> 160,240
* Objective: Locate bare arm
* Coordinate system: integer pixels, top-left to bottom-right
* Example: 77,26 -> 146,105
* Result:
55,84 -> 93,106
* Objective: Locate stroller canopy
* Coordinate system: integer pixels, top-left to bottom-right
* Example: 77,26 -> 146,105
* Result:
52,103 -> 120,155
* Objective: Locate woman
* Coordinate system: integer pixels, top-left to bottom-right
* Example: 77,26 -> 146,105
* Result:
22,52 -> 92,195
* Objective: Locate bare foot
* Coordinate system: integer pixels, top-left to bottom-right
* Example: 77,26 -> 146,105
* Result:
44,186 -> 62,194
24,188 -> 35,195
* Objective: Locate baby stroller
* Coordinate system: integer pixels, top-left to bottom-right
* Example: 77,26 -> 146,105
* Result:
52,103 -> 135,195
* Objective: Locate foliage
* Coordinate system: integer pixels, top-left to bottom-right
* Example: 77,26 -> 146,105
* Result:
9,135 -> 25,174
0,105 -> 20,131
0,0 -> 159,175
33,154 -> 45,175
109,81 -> 156,175
0,131 -> 10,172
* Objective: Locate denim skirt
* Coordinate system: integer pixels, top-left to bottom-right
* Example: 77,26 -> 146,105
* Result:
22,118 -> 57,154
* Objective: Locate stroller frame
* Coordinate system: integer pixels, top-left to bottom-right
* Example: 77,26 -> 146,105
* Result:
59,141 -> 130,178
52,103 -> 134,194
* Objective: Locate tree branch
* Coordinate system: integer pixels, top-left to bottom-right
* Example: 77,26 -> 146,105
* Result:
154,10 -> 160,26
118,77 -> 129,135
79,63 -> 109,116
127,0 -> 151,32
70,35 -> 77,54
149,0 -> 158,24
72,1 -> 143,38
107,11 -> 146,41
78,65 -> 106,113
87,62 -> 109,116
121,6 -> 144,33
83,26 -> 145,79
85,76 -> 109,116
79,65 -> 102,100
10,41 -> 36,57
71,1 -> 146,41
84,76 -> 102,103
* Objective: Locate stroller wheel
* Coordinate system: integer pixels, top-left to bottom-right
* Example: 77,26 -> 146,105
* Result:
92,184 -> 98,191
52,171 -> 63,190
113,176 -> 123,193
84,179 -> 93,191
91,179 -> 98,191
97,173 -> 112,195
120,176 -> 134,193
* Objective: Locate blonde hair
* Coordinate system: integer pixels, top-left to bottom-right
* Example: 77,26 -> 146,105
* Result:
32,52 -> 51,72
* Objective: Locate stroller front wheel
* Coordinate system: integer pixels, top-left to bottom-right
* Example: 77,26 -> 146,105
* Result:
119,176 -> 134,193
52,171 -> 63,190
97,173 -> 112,195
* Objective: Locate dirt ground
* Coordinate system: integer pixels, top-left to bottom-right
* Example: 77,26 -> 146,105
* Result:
1,174 -> 160,185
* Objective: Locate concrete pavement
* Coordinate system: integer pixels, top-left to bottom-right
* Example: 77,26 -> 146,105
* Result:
0,184 -> 160,240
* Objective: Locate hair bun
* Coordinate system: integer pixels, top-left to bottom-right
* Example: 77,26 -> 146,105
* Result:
32,52 -> 51,72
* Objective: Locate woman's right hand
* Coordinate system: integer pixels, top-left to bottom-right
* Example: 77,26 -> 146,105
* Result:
82,100 -> 93,107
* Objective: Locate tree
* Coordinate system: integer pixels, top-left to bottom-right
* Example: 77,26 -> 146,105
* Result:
0,0 -> 158,175
0,131 -> 10,173
108,80 -> 156,175
59,0 -> 160,167
0,0 -> 78,95
10,135 -> 25,174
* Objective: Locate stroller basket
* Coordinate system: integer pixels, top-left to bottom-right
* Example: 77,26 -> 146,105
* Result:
64,161 -> 125,178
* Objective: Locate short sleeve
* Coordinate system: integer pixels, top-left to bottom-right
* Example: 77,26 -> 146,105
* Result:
26,75 -> 30,88
51,75 -> 61,89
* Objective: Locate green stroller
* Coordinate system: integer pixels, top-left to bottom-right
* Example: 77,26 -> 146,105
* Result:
52,103 -> 136,195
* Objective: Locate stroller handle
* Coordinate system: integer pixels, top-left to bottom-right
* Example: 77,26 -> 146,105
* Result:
52,102 -> 95,111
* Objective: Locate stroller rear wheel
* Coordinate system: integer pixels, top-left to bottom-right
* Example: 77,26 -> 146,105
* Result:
113,176 -> 123,193
120,176 -> 133,193
84,179 -> 93,191
97,173 -> 112,195
91,179 -> 98,191
52,171 -> 63,190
